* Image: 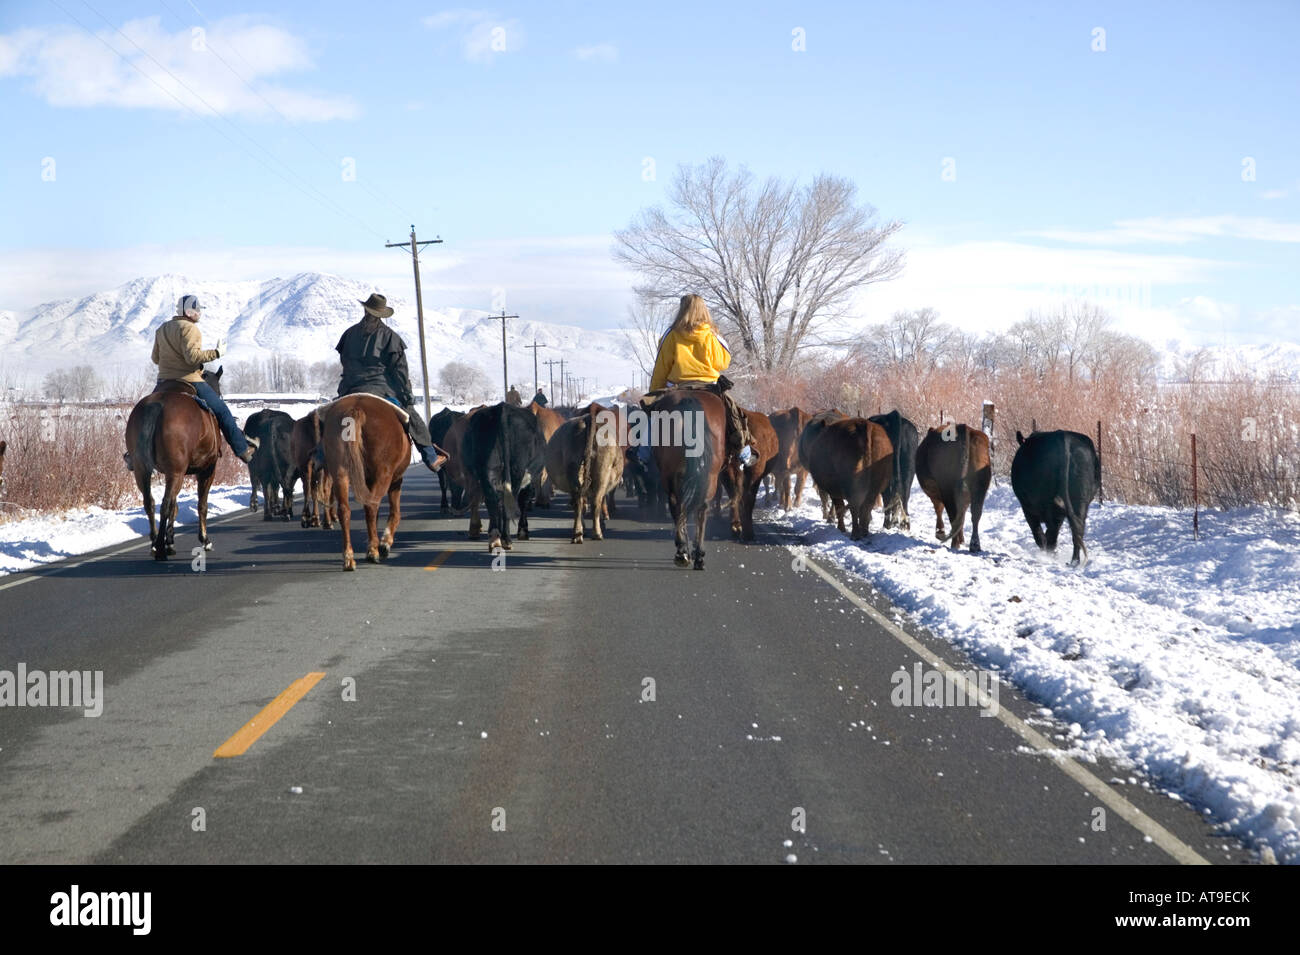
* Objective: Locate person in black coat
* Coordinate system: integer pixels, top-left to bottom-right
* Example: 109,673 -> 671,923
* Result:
336,293 -> 447,471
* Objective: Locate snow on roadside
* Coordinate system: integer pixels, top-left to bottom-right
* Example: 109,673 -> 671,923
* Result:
767,482 -> 1300,864
0,484 -> 251,576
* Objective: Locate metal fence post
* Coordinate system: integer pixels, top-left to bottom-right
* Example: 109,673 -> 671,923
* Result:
1191,432 -> 1199,540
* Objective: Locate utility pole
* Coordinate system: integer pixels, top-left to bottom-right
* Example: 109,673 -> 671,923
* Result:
493,309 -> 519,402
558,357 -> 567,406
543,358 -> 560,403
525,339 -> 544,396
385,226 -> 443,422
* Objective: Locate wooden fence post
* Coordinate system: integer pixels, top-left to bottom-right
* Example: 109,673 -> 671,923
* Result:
1191,432 -> 1199,540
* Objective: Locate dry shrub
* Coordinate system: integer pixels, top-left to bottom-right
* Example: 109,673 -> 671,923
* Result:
738,359 -> 1300,511
0,403 -> 249,523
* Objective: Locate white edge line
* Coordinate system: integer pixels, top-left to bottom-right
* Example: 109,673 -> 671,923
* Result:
0,507 -> 253,594
792,546 -> 1211,866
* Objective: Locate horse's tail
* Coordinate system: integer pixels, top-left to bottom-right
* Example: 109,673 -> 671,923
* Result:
134,401 -> 164,475
679,394 -> 715,515
577,403 -> 599,506
342,406 -> 379,509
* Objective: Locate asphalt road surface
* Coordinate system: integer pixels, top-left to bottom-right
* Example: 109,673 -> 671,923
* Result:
0,470 -> 1251,863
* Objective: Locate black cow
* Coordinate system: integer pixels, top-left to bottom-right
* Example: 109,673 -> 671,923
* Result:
461,402 -> 546,550
1010,429 -> 1101,566
243,409 -> 298,521
429,407 -> 465,511
868,409 -> 920,530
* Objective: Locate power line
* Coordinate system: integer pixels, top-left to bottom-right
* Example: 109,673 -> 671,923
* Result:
45,0 -> 386,241
155,0 -> 418,225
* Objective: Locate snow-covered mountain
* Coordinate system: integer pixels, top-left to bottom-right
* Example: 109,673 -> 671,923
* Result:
0,273 -> 640,396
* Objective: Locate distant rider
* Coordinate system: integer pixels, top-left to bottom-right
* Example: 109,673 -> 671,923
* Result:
335,293 -> 448,472
152,294 -> 257,464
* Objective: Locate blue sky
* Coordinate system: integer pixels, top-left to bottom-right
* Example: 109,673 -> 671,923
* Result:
2,0 -> 1298,345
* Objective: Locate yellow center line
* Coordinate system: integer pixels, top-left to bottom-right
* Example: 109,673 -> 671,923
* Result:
213,672 -> 326,758
424,549 -> 454,571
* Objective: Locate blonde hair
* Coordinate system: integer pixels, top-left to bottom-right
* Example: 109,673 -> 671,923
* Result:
670,294 -> 712,333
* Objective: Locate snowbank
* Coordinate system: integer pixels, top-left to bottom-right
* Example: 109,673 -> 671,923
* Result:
769,482 -> 1300,863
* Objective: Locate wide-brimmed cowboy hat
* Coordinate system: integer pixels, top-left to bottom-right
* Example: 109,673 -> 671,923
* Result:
360,293 -> 394,318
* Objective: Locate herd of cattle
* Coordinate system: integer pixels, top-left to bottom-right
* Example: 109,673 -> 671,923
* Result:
240,396 -> 1103,568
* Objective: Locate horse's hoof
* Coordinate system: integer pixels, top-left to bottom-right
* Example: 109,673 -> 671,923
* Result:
166,545 -> 176,556
378,543 -> 389,559
571,535 -> 583,544
674,553 -> 690,567
693,558 -> 705,571
366,551 -> 379,563
343,557 -> 355,572
153,550 -> 167,562
517,529 -> 529,541
203,540 -> 213,551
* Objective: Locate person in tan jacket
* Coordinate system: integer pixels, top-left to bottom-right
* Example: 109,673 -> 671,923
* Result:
152,294 -> 256,463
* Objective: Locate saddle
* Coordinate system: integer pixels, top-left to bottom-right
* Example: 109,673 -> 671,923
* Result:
152,379 -> 213,414
317,392 -> 410,423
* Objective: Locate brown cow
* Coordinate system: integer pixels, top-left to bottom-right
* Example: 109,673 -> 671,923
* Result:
528,400 -> 566,507
291,409 -> 329,528
915,423 -> 992,552
805,418 -> 893,541
797,409 -> 847,523
719,409 -> 780,541
767,406 -> 811,510
545,403 -> 624,543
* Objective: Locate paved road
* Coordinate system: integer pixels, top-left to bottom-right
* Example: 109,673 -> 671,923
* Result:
0,470 -> 1250,863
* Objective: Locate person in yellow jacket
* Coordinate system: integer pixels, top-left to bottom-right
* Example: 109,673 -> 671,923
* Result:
647,294 -> 754,466
152,294 -> 257,464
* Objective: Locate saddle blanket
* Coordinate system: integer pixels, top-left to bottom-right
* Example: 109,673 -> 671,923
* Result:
317,393 -> 410,423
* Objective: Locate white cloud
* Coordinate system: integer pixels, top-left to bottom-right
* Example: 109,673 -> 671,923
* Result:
1025,215 -> 1300,245
422,9 -> 523,62
0,16 -> 356,122
575,43 -> 618,62
1260,189 -> 1288,200
843,236 -> 1259,346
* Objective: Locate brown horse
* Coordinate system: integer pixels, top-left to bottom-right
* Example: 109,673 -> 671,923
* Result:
123,368 -> 224,561
321,394 -> 410,571
647,388 -> 726,570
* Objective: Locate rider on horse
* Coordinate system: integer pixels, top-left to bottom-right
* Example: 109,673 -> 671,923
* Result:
152,294 -> 257,464
335,293 -> 448,472
647,294 -> 755,467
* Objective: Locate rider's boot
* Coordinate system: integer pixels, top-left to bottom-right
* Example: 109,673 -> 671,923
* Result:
238,435 -> 260,465
419,443 -> 449,472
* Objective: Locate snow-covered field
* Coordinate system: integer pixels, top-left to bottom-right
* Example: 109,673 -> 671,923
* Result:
766,482 -> 1300,864
0,484 -> 251,576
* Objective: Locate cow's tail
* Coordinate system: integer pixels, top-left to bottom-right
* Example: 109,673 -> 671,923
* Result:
342,406 -> 379,508
500,406 -> 520,524
934,425 -> 971,544
577,404 -> 599,506
134,401 -> 163,475
680,394 -> 714,515
1053,441 -> 1087,547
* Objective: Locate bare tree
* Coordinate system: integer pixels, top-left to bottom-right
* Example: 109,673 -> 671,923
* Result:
621,292 -> 673,381
613,157 -> 904,372
309,360 -> 340,395
43,366 -> 103,402
438,361 -> 492,404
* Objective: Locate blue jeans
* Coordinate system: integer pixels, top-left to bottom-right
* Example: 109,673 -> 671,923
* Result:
190,381 -> 249,456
